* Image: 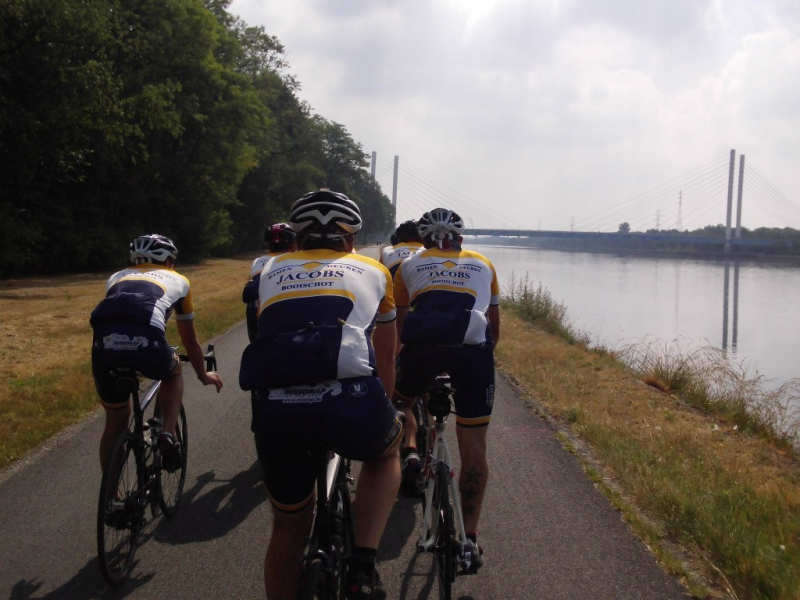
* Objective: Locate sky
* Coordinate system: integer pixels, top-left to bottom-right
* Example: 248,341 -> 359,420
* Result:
229,0 -> 800,232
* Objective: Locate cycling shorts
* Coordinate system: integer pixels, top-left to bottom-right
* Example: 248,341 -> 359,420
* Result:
395,343 -> 495,427
251,376 -> 402,511
91,323 -> 179,408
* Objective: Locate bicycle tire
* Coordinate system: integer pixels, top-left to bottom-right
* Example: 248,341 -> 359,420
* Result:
434,463 -> 455,600
336,478 -> 354,600
414,397 -> 429,494
300,558 -> 331,600
157,404 -> 188,516
97,431 -> 144,585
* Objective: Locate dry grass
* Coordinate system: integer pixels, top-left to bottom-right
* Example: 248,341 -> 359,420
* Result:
0,256 -> 256,469
497,311 -> 800,600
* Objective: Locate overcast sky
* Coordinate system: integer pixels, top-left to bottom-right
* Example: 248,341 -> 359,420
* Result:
229,0 -> 800,232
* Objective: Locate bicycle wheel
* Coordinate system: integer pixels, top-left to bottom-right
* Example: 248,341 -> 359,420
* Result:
433,463 -> 455,600
300,558 -> 331,600
97,432 -> 145,585
157,404 -> 188,516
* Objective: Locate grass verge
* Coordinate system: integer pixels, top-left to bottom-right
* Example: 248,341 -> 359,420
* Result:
500,279 -> 800,600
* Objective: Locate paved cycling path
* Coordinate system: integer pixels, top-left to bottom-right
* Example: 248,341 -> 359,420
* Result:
0,273 -> 688,599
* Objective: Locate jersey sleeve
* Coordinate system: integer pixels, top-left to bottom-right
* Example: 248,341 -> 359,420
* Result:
489,262 -> 500,306
173,277 -> 195,320
376,265 -> 396,323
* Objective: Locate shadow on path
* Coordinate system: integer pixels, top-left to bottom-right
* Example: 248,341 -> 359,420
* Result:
9,461 -> 265,599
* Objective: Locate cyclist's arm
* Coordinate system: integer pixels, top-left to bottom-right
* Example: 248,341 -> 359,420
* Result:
176,319 -> 223,392
373,320 -> 396,397
395,305 -> 409,338
488,304 -> 501,348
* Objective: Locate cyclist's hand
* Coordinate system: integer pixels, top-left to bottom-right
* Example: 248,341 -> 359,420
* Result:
201,371 -> 223,392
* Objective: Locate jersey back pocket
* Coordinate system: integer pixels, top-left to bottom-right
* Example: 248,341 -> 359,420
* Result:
239,324 -> 343,390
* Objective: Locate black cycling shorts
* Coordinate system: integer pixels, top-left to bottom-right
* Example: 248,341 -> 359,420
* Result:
251,376 -> 402,511
395,343 -> 495,427
91,323 -> 178,408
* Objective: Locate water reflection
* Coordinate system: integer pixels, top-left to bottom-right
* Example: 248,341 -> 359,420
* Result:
479,244 -> 799,387
722,260 -> 741,355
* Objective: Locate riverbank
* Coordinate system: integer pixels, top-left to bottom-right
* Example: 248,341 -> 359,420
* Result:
498,293 -> 799,599
2,252 -> 798,599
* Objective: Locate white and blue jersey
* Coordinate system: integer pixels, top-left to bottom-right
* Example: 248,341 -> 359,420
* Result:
239,249 -> 395,389
380,241 -> 423,279
90,264 -> 195,332
394,247 -> 499,346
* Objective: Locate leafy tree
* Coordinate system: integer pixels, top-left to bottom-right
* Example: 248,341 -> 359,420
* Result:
618,222 -> 631,233
0,0 -> 395,275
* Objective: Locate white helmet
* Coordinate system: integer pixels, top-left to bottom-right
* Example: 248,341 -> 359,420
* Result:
130,234 -> 178,264
417,208 -> 465,242
289,189 -> 362,239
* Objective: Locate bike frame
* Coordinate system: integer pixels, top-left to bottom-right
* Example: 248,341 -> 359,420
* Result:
417,410 -> 467,554
305,451 -> 348,562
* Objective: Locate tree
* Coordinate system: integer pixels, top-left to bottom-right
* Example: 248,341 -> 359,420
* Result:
618,222 -> 631,234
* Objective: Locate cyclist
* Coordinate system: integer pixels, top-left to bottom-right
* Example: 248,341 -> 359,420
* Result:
243,223 -> 298,342
90,234 -> 223,472
239,189 -> 402,600
380,219 -> 423,279
392,208 -> 500,572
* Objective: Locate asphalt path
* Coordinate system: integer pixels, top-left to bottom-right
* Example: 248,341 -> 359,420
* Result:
0,251 -> 688,599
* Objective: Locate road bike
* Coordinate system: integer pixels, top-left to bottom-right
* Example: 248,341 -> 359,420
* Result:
96,344 -> 216,585
415,376 -> 479,600
298,449 -> 354,600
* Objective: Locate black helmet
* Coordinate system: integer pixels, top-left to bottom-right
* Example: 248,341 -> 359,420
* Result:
289,189 -> 362,239
394,220 -> 421,243
265,222 -> 297,250
129,234 -> 178,264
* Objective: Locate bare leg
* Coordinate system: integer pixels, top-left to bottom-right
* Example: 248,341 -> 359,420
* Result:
394,394 -> 417,451
456,425 -> 489,534
99,404 -> 132,471
264,500 -> 314,600
353,438 -> 401,548
155,362 -> 183,435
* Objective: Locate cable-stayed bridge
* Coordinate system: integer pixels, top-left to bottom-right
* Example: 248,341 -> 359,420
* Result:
370,151 -> 800,249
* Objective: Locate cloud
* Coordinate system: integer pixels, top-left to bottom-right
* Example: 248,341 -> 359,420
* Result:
229,0 -> 800,230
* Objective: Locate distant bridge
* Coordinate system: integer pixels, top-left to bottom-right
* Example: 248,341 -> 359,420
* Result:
467,229 -> 795,248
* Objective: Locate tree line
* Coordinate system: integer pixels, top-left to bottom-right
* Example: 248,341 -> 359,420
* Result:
0,0 -> 394,277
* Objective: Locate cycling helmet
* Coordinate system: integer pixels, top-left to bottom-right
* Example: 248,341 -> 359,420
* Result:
289,189 -> 362,238
265,222 -> 297,249
394,219 -> 421,243
130,234 -> 178,264
417,208 -> 465,241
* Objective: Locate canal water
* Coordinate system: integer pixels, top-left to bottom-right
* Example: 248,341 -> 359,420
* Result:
474,244 -> 799,389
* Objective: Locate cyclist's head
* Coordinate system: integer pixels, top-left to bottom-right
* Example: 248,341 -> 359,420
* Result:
129,234 -> 178,265
289,189 -> 362,250
265,222 -> 297,253
394,219 -> 421,244
418,208 -> 465,250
